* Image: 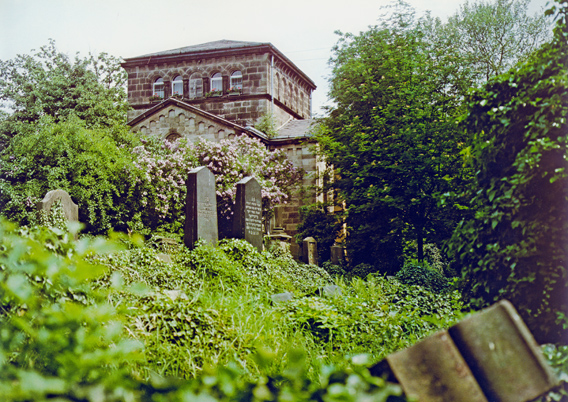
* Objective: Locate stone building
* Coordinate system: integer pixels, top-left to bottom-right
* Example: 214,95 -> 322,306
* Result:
121,40 -> 320,237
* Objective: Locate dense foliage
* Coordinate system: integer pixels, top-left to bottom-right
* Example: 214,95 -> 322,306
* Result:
131,135 -> 303,236
395,263 -> 452,294
0,114 -> 301,237
0,40 -> 128,129
0,217 -> 473,400
317,3 -> 473,273
0,116 -> 143,234
449,1 -> 568,343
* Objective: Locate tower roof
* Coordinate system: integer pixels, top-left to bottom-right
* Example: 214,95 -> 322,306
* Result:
135,40 -> 267,58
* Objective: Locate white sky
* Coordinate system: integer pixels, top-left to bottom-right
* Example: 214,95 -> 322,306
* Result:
0,0 -> 550,117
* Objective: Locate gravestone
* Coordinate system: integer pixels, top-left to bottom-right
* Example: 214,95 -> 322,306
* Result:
290,242 -> 302,262
330,244 -> 345,265
184,166 -> 218,250
371,300 -> 559,402
303,237 -> 318,266
37,189 -> 79,222
270,292 -> 294,303
232,176 -> 263,252
383,331 -> 488,402
320,285 -> 342,297
449,300 -> 559,402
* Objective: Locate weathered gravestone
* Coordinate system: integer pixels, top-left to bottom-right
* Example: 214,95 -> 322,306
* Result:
270,292 -> 294,303
184,166 -> 218,250
37,189 -> 79,222
232,176 -> 263,252
330,243 -> 345,266
320,285 -> 342,297
370,300 -> 559,402
302,237 -> 318,266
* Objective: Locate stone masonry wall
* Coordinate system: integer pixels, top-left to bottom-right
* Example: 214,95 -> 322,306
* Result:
124,52 -> 312,125
271,142 -> 317,236
130,105 -> 239,143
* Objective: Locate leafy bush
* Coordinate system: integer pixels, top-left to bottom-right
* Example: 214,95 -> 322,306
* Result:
449,0 -> 568,343
348,263 -> 376,279
281,276 -> 464,358
321,260 -> 348,277
0,219 -> 143,401
395,263 -> 451,294
0,115 -> 143,234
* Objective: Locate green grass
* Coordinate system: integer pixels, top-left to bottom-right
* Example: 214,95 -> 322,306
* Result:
0,222 -> 470,401
93,237 -> 464,382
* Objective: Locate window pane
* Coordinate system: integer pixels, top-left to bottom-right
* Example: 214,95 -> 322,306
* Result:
190,77 -> 203,98
172,76 -> 183,96
211,73 -> 222,92
230,70 -> 242,90
153,78 -> 164,98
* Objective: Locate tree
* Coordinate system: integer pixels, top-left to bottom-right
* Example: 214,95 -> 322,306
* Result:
0,115 -> 143,234
449,0 -> 567,343
0,40 -> 129,134
446,0 -> 551,82
317,3 -> 473,273
254,112 -> 278,139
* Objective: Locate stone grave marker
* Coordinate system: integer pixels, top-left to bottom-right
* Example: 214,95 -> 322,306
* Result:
449,300 -> 559,402
184,166 -> 218,250
37,189 -> 79,223
232,176 -> 263,252
330,244 -> 345,265
371,300 -> 559,402
320,285 -> 342,297
270,292 -> 294,303
303,237 -> 318,266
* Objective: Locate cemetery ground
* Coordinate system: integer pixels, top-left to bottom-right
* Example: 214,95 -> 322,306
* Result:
0,216 -> 566,401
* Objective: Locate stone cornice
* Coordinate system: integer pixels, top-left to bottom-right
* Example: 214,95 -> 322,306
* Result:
121,43 -> 316,91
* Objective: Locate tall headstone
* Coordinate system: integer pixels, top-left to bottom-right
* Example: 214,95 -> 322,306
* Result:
184,166 -> 218,250
303,237 -> 318,266
37,189 -> 79,222
330,243 -> 345,265
449,300 -> 559,402
232,176 -> 263,252
382,331 -> 488,402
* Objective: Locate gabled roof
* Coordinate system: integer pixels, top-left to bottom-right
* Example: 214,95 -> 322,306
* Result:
136,40 -> 267,58
127,97 -> 268,142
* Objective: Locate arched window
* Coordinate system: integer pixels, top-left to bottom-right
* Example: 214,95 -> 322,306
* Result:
153,78 -> 164,99
189,74 -> 203,98
230,70 -> 242,91
210,72 -> 222,93
172,76 -> 183,97
166,132 -> 182,142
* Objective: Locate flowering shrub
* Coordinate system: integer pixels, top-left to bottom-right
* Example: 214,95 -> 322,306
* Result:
133,135 -> 303,235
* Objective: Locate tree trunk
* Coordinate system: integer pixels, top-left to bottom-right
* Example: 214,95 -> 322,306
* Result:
417,224 -> 424,262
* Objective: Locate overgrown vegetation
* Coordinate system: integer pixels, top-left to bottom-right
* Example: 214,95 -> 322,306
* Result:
448,0 -> 568,343
254,112 -> 279,139
0,0 -> 566,398
0,218 -> 468,400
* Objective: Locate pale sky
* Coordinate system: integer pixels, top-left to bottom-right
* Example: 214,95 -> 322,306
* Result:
0,0 -> 550,116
